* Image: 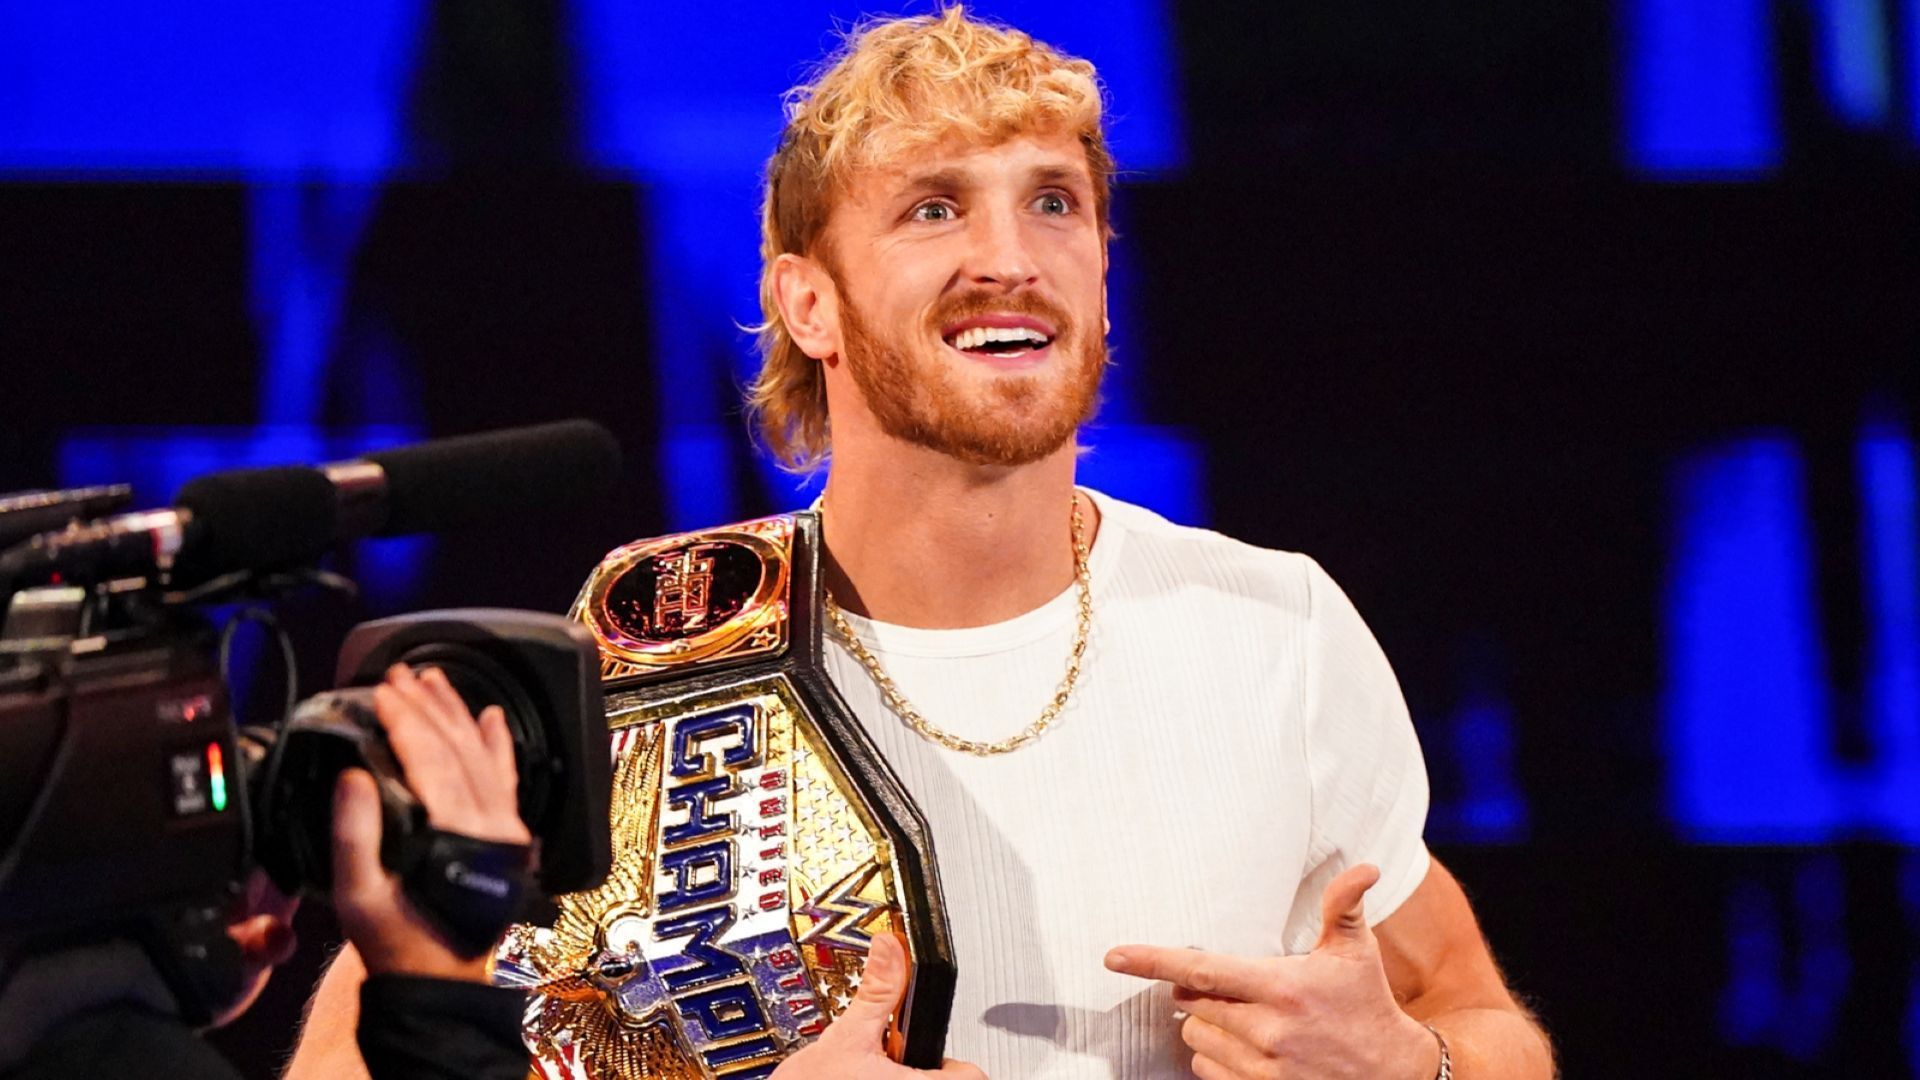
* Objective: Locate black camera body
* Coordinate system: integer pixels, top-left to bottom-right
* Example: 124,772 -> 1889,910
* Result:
0,594 -> 612,1035
0,597 -> 252,1030
0,426 -> 622,1055
252,608 -> 612,900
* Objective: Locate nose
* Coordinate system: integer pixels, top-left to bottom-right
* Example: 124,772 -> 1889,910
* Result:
964,206 -> 1037,291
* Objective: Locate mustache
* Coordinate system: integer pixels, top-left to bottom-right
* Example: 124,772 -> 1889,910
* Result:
928,291 -> 1075,337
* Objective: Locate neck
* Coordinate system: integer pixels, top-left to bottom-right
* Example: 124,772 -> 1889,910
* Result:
820,439 -> 1093,628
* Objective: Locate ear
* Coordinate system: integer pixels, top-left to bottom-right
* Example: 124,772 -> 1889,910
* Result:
770,252 -> 841,364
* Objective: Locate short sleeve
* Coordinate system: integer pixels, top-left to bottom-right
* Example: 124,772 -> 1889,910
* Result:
1281,557 -> 1431,954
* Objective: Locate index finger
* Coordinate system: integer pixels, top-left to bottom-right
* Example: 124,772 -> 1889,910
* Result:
1103,945 -> 1274,1001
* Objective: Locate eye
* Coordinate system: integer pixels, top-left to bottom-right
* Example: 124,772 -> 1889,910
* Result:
909,200 -> 956,222
1034,191 -> 1073,216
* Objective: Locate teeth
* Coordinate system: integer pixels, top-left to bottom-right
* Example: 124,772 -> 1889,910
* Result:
948,325 -> 1052,350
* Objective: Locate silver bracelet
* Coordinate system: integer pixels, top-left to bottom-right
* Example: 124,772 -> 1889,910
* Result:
1424,1023 -> 1453,1080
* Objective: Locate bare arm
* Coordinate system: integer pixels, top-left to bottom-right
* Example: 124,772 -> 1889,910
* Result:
1376,857 -> 1554,1079
283,943 -> 371,1080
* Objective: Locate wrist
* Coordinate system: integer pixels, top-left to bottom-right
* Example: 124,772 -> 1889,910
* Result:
363,946 -> 490,982
350,922 -> 492,983
1393,1014 -> 1444,1080
1421,1022 -> 1452,1080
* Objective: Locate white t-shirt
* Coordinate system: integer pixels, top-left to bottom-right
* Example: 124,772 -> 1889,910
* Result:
821,488 -> 1432,1079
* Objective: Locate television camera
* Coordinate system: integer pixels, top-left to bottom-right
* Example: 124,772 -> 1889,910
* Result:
0,421 -> 619,1053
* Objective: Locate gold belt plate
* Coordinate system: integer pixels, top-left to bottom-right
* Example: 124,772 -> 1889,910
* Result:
497,512 -> 953,1079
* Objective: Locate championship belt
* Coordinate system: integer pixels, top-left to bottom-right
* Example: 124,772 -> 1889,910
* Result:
494,511 -> 955,1079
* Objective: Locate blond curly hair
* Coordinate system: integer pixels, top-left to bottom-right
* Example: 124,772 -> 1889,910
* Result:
744,6 -> 1113,473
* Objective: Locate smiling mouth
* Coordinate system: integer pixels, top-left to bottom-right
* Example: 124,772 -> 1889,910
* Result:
942,325 -> 1056,360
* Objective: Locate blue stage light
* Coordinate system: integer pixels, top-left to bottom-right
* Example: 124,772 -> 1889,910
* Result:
0,2 -> 425,176
1858,418 -> 1920,841
1813,0 -> 1894,128
1664,438 -> 1838,840
1621,0 -> 1782,176
1076,426 -> 1207,526
660,425 -> 753,533
1908,0 -> 1920,146
1718,857 -> 1851,1062
1720,876 -> 1785,1046
1622,0 -> 1918,171
1665,422 -> 1920,843
1427,695 -> 1530,845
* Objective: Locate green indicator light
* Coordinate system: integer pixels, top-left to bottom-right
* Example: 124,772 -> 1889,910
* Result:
207,743 -> 228,813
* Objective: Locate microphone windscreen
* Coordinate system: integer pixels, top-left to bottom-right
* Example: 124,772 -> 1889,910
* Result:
362,419 -> 623,536
175,466 -> 341,573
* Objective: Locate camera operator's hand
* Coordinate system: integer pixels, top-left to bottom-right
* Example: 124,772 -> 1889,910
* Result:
330,664 -> 531,983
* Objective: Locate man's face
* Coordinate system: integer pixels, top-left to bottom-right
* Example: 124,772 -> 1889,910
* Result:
820,130 -> 1108,467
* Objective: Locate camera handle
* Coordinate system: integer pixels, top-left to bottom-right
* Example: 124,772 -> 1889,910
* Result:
250,693 -> 532,958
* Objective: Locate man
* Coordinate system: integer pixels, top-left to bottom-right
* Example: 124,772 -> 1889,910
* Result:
294,8 -> 1554,1078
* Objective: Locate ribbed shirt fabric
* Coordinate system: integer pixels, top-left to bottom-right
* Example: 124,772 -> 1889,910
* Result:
821,488 -> 1432,1079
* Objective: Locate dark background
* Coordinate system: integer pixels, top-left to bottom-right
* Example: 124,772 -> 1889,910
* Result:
3,0 -> 1918,1075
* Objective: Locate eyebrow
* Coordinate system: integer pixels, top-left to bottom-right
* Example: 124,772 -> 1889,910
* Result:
894,167 -> 972,200
1028,164 -> 1088,189
890,162 -> 1091,203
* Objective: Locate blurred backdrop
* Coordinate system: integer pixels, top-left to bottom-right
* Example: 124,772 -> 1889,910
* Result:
2,0 -> 1918,1075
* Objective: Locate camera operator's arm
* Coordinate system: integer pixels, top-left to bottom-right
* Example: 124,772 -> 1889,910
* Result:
287,665 -> 531,1080
285,943 -> 370,1080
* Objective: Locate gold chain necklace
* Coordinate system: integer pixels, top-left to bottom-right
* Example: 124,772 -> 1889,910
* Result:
823,494 -> 1093,757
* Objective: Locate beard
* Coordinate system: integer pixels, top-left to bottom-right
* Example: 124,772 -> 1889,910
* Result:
835,284 -> 1107,468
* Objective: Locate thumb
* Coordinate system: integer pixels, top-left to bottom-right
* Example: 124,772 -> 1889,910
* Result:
821,930 -> 911,1052
1314,862 -> 1381,953
331,768 -> 385,907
